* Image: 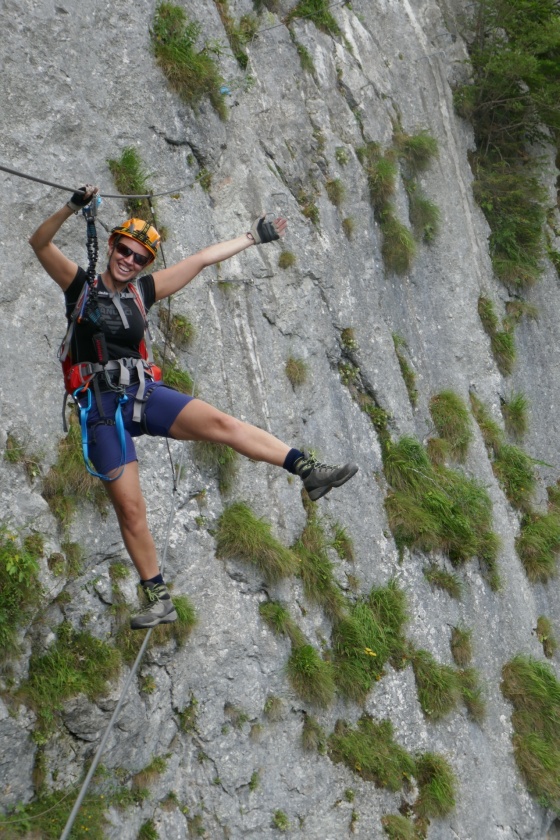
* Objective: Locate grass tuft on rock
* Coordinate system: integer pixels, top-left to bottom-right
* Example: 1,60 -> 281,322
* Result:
151,2 -> 227,119
216,502 -> 299,584
414,752 -> 456,819
515,512 -> 560,583
429,391 -> 472,462
501,655 -> 560,809
286,644 -> 336,708
411,649 -> 461,720
383,436 -> 498,569
329,715 -> 415,790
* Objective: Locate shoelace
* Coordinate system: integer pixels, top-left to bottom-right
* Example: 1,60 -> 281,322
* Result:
305,459 -> 338,472
138,586 -> 163,612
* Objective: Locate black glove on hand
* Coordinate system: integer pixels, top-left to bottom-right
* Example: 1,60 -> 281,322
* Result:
67,184 -> 97,213
250,215 -> 280,244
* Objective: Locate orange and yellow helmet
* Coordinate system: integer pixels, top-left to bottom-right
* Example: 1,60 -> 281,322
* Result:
111,218 -> 161,259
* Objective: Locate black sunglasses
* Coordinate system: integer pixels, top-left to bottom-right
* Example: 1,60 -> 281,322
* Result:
114,241 -> 151,267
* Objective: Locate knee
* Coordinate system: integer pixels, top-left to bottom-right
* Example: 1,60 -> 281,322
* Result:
208,412 -> 244,442
113,494 -> 148,536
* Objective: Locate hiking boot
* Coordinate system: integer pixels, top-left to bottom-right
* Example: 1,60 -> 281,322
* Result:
295,455 -> 359,502
130,581 -> 178,630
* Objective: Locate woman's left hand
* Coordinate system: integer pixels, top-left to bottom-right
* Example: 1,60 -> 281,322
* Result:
250,215 -> 287,244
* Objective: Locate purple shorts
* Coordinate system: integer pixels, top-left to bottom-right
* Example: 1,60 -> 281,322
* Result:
84,380 -> 195,477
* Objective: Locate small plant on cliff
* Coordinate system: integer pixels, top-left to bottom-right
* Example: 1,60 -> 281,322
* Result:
325,177 -> 345,207
501,655 -> 560,810
278,250 -> 296,269
290,33 -> 316,75
411,649 -> 461,720
332,580 -> 408,702
285,0 -> 341,35
159,356 -> 194,395
107,146 -> 152,219
138,820 -> 158,840
296,187 -> 320,226
271,809 -> 290,831
429,390 -> 473,462
132,756 -> 168,791
302,714 -> 327,752
492,443 -> 536,512
4,432 -> 42,481
453,0 -> 560,290
478,296 -> 516,375
342,216 -> 355,240
263,694 -> 284,722
458,667 -> 486,723
331,522 -> 354,561
515,511 -> 560,583
393,129 -> 438,174
383,436 -> 498,569
328,715 -> 415,790
286,644 -> 336,708
259,601 -> 306,647
469,392 -> 503,455
293,510 -> 347,621
381,215 -> 417,275
381,814 -> 417,840
214,0 -> 258,69
392,335 -> 417,406
151,2 -> 227,119
407,188 -> 441,243
158,307 -> 195,348
216,502 -> 299,583
423,564 -> 462,600
0,529 -> 43,657
536,616 -> 558,659
4,782 -> 136,840
20,622 -> 121,739
414,752 -> 456,819
285,356 -> 307,386
192,441 -> 238,493
358,143 -> 397,211
501,391 -> 529,441
450,626 -> 472,667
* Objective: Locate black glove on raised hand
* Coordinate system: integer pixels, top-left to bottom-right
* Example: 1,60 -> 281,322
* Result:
250,215 -> 281,244
67,184 -> 97,213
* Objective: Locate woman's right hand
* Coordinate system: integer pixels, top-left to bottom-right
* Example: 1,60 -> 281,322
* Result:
67,184 -> 99,212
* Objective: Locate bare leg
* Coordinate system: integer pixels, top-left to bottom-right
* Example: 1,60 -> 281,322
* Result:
104,403 -> 292,580
169,399 -> 291,466
103,461 -> 160,580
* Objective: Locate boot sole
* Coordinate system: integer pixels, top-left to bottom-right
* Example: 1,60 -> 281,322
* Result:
306,465 -> 359,502
130,609 -> 178,630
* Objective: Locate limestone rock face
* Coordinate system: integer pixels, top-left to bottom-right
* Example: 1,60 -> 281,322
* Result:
1,1 -> 559,838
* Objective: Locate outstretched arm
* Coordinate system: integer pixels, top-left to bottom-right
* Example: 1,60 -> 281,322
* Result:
29,185 -> 98,291
152,216 -> 287,302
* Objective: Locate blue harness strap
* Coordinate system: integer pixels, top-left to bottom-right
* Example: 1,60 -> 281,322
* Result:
75,385 -> 129,481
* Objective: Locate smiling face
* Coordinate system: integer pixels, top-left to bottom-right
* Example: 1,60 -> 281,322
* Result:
107,235 -> 153,283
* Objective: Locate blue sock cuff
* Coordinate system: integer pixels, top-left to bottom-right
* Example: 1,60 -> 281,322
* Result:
283,448 -> 305,475
141,573 -> 164,586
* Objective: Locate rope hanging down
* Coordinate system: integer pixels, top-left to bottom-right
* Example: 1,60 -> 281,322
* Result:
0,161 -> 188,199
59,441 -> 187,840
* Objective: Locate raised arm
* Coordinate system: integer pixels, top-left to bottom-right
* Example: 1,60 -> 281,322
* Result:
29,185 -> 98,291
152,216 -> 287,302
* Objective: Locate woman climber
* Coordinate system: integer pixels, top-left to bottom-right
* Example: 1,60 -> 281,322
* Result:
29,184 -> 358,630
